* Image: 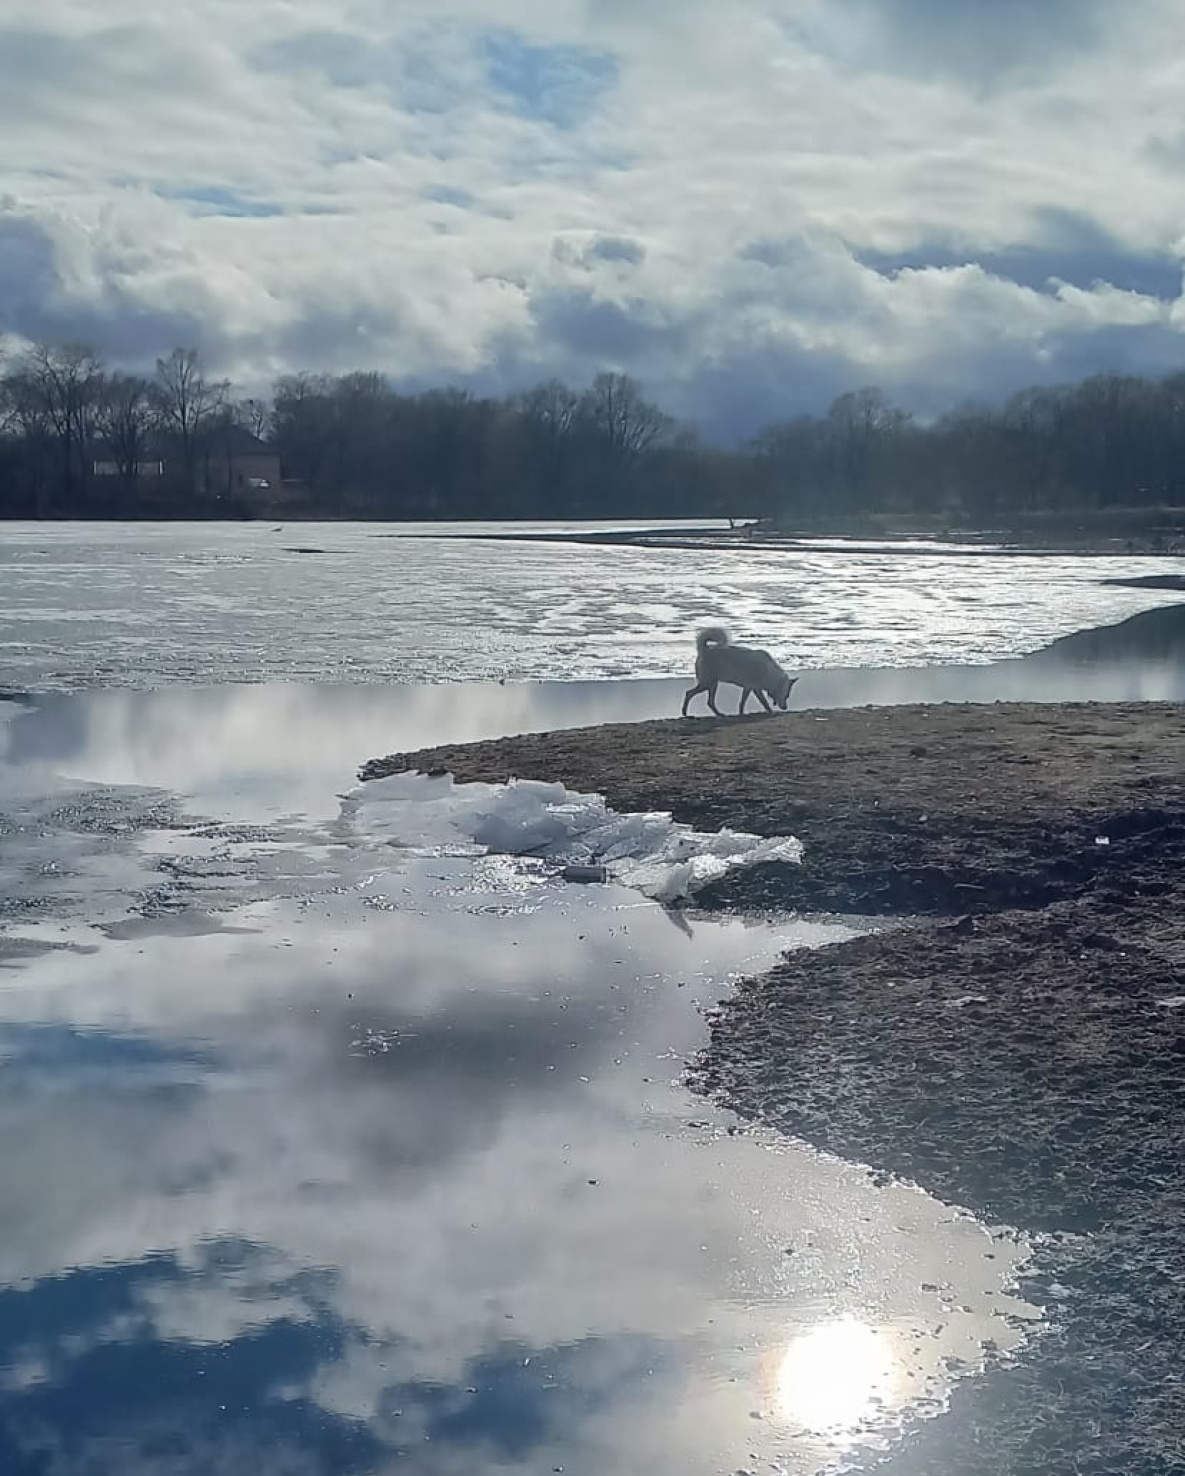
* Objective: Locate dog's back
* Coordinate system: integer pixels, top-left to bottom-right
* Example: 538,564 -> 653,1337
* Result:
686,626 -> 796,714
696,628 -> 776,686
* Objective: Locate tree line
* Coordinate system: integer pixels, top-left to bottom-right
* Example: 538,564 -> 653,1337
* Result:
755,378 -> 1185,524
4,339 -> 1185,523
265,367 -> 708,519
0,344 -> 266,518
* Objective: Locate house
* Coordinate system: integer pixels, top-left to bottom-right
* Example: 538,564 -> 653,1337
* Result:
202,425 -> 282,501
92,457 -> 165,480
92,427 -> 282,506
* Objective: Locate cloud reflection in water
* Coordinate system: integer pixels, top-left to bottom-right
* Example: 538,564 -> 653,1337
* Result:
0,681 -> 1044,1474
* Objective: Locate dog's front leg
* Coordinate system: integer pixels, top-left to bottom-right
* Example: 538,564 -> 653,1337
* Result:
756,689 -> 773,713
738,688 -> 751,714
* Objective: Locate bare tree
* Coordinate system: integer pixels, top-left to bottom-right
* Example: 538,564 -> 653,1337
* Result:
153,348 -> 227,490
270,372 -> 335,500
580,372 -> 672,461
95,373 -> 157,495
516,378 -> 580,441
0,336 -> 10,436
824,387 -> 912,512
505,379 -> 581,501
0,362 -> 15,439
1,367 -> 55,513
18,342 -> 104,504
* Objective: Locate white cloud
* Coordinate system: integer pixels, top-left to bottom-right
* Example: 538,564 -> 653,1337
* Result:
2,0 -> 1185,434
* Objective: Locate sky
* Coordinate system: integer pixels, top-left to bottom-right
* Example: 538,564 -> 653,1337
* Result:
2,0 -> 1185,439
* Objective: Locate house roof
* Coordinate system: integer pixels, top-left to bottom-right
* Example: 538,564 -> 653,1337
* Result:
152,425 -> 274,456
89,426 -> 275,461
218,425 -> 274,455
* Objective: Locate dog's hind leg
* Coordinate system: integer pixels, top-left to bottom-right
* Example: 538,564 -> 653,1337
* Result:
707,683 -> 723,716
681,683 -> 705,717
738,688 -> 751,714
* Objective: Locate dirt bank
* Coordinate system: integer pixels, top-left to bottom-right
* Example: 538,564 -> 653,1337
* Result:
363,702 -> 1185,916
364,700 -> 1185,1474
696,897 -> 1185,1475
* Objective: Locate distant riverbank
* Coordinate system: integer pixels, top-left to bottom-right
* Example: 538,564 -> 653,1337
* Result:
6,511 -> 1185,560
406,520 -> 1185,560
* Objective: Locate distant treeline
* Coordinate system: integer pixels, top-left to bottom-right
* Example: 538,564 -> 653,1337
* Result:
4,340 -> 1185,523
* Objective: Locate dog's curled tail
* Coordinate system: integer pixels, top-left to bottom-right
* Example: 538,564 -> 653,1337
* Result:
696,626 -> 730,655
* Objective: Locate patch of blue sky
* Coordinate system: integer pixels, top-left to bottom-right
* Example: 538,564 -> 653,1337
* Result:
160,185 -> 284,218
480,30 -> 618,129
423,185 -> 475,208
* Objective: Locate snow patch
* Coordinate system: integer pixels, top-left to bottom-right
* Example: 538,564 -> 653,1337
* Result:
344,772 -> 802,903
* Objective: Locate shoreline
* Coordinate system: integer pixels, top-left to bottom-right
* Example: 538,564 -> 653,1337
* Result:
362,702 -> 1185,917
390,525 -> 1185,561
363,701 -> 1185,1473
5,515 -> 1185,564
386,525 -> 1174,557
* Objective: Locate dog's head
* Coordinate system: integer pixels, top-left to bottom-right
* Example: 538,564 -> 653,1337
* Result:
773,674 -> 798,710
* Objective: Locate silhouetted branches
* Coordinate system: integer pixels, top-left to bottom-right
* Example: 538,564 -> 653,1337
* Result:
5,341 -> 1185,525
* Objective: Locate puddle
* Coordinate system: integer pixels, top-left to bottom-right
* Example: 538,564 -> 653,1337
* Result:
4,600 -> 1185,834
0,679 -> 1046,1474
0,852 -> 1034,1476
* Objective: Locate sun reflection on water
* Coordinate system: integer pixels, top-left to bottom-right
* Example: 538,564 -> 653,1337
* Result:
773,1318 -> 901,1437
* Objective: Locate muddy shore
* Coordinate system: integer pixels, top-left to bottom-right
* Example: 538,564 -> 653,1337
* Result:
365,701 -> 1185,1474
363,702 -> 1185,919
427,524 -> 1185,559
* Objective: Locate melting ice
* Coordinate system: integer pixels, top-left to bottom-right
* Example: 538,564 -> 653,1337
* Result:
344,771 -> 803,903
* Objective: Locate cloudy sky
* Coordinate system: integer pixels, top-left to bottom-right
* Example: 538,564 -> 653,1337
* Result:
3,0 -> 1185,437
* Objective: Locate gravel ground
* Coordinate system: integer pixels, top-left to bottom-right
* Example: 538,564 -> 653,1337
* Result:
363,701 -> 1185,1474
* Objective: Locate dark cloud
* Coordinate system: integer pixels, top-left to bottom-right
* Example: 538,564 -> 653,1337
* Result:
677,339 -> 861,443
3,202 -> 1182,449
843,0 -> 1108,84
877,314 -> 1185,425
528,284 -> 686,362
251,29 -> 387,90
466,277 -> 859,441
265,301 -> 404,376
740,238 -> 799,270
550,233 -> 647,271
0,206 -> 205,365
585,234 -> 646,266
857,213 -> 1183,300
0,27 -> 88,117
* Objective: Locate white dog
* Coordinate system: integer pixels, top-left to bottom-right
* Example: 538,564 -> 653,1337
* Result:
681,627 -> 797,717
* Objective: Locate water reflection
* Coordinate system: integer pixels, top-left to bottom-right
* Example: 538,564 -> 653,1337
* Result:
775,1319 -> 900,1436
0,833 -> 1035,1473
3,603 -> 1185,824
